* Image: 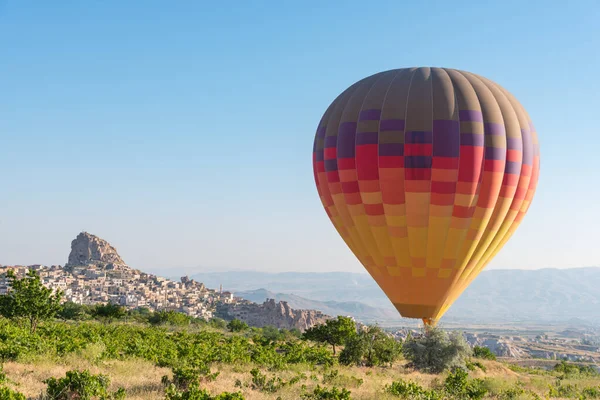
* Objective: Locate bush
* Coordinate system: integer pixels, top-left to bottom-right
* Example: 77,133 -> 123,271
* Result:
249,368 -> 285,393
402,327 -> 471,373
165,383 -> 245,400
227,319 -> 248,333
553,360 -> 599,377
302,385 -> 352,400
162,365 -> 219,390
44,369 -> 126,400
322,370 -> 363,388
0,387 -> 26,400
386,379 -> 442,399
473,346 -> 496,361
444,368 -> 487,399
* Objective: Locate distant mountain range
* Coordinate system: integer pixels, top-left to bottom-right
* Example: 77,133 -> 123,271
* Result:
189,267 -> 600,326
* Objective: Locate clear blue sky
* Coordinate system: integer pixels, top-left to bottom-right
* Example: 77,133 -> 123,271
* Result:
1,0 -> 598,275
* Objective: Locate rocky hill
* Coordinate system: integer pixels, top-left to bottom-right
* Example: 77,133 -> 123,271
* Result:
217,298 -> 330,331
235,288 -> 399,324
66,232 -> 127,269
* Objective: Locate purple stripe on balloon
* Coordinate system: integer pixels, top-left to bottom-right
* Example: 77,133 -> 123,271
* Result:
485,146 -> 506,160
406,131 -> 433,144
356,131 -> 378,145
316,126 -> 327,138
521,129 -> 533,165
380,119 -> 405,131
460,133 -> 485,147
484,122 -> 506,136
338,122 -> 357,158
378,143 -> 404,156
405,156 -> 432,169
324,159 -> 338,172
433,120 -> 460,157
358,109 -> 382,121
324,136 -> 337,148
315,150 -> 324,162
459,110 -> 484,122
506,137 -> 523,151
339,121 -> 357,135
504,161 -> 522,175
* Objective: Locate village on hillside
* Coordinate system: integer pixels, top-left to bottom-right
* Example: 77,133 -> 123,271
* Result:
0,232 -> 329,331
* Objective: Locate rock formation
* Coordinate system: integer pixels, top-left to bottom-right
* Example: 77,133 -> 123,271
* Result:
218,298 -> 331,331
66,232 -> 126,268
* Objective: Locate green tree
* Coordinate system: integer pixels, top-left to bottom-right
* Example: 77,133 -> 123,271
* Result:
227,319 -> 248,332
91,303 -> 126,323
402,327 -> 472,373
58,301 -> 92,321
149,310 -> 191,326
303,316 -> 357,355
0,269 -> 63,333
339,325 -> 401,367
209,317 -> 227,330
472,345 -> 496,361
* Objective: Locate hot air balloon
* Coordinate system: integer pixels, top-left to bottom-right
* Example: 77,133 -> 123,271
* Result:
312,67 -> 540,325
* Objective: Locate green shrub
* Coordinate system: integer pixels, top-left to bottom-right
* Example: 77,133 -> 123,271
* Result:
322,370 -> 363,388
165,383 -> 245,400
403,327 -> 472,373
0,387 -> 26,400
249,368 -> 285,393
386,379 -> 442,399
227,319 -> 248,333
466,360 -> 487,372
162,365 -> 219,390
444,368 -> 487,399
473,346 -> 496,361
302,385 -> 352,399
43,369 -> 126,400
547,380 -> 580,398
582,386 -> 600,398
553,360 -> 599,377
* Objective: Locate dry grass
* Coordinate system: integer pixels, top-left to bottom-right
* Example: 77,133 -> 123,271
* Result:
3,356 -> 600,399
3,358 -> 169,400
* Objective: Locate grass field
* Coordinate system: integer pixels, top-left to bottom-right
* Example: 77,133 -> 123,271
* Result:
3,353 -> 600,399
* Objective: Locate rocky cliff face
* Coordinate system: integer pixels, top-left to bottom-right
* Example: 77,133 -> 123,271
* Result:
218,299 -> 331,331
66,232 -> 126,268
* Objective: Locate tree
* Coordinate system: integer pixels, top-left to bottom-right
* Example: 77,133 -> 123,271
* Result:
339,325 -> 402,367
149,310 -> 191,326
91,303 -> 126,323
0,269 -> 63,333
209,318 -> 227,330
402,326 -> 472,373
58,301 -> 92,321
303,316 -> 357,355
227,319 -> 248,332
473,345 -> 496,361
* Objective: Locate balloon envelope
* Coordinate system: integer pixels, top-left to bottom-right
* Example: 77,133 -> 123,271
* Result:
312,67 -> 540,323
